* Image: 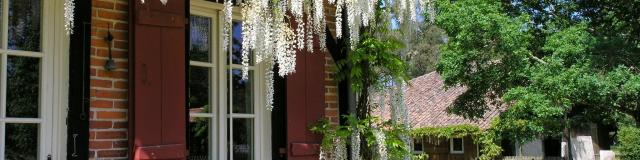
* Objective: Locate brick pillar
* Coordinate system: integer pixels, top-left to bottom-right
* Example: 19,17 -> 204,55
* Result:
324,54 -> 339,125
89,0 -> 130,159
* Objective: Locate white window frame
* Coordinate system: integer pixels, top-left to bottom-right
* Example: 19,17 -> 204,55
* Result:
190,1 -> 272,159
0,0 -> 69,159
450,138 -> 464,154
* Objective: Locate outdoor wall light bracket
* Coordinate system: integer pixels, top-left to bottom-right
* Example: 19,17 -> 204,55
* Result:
104,25 -> 116,71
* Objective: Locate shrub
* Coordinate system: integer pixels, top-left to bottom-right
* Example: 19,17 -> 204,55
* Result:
615,126 -> 640,160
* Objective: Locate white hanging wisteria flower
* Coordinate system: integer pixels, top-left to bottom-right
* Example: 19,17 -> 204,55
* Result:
132,0 -> 438,112
208,0 -> 436,110
350,128 -> 361,160
374,129 -> 388,160
274,22 -> 297,76
333,137 -> 348,160
64,0 -> 74,35
265,60 -> 275,111
222,0 -> 233,52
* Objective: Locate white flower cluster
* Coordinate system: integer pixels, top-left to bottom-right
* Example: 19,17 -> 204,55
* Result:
333,137 -> 348,160
374,129 -> 388,160
222,0 -> 233,52
391,82 -> 408,124
350,128 -> 361,160
64,0 -> 74,35
130,0 -> 434,111
265,60 -> 275,111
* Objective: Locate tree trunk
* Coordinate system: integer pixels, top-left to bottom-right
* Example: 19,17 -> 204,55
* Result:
356,61 -> 374,160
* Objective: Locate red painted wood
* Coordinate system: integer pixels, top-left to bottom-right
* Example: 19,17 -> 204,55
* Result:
132,0 -> 186,159
286,40 -> 327,159
290,143 -> 321,156
134,144 -> 187,159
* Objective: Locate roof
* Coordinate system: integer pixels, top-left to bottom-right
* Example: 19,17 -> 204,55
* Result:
374,71 -> 501,129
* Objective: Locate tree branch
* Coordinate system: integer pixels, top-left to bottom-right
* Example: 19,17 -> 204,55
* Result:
529,53 -> 547,64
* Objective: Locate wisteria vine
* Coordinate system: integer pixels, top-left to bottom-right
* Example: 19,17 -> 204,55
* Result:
56,0 -> 435,111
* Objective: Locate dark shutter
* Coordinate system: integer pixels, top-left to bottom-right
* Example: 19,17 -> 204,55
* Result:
67,0 -> 91,159
286,49 -> 326,159
131,0 -> 187,159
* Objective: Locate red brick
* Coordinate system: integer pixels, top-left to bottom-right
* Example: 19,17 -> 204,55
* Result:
92,99 -> 114,108
325,109 -> 338,116
92,19 -> 112,29
114,101 -> 128,109
113,122 -> 128,129
97,149 -> 128,157
93,90 -> 128,99
96,48 -> 128,58
91,79 -> 113,88
90,131 -> 96,140
90,140 -> 113,149
90,120 -> 113,129
95,131 -> 127,139
113,140 -> 128,148
96,70 -> 128,79
93,0 -> 115,9
115,3 -> 129,11
325,95 -> 337,102
114,22 -> 129,30
91,39 -> 109,48
114,81 -> 128,89
96,111 -> 126,119
113,40 -> 128,49
98,10 -> 128,21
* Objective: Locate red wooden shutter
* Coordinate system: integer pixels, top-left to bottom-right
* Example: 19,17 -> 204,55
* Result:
287,49 -> 326,159
131,0 -> 187,159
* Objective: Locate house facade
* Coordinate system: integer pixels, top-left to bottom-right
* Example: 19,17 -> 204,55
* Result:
0,0 -> 344,159
396,72 -> 616,160
383,72 -> 500,160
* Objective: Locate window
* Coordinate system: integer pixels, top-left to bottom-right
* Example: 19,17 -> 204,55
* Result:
412,137 -> 423,153
450,138 -> 464,154
188,1 -> 270,159
0,0 -> 67,159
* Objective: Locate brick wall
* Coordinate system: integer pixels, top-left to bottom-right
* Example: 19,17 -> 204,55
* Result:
323,2 -> 340,126
324,54 -> 340,125
89,0 -> 130,159
86,0 -> 339,158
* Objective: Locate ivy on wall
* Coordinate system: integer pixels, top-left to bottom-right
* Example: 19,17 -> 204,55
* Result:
410,121 -> 503,160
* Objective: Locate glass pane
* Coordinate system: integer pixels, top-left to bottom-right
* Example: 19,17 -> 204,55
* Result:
189,66 -> 210,113
228,69 -> 253,114
231,118 -> 254,160
5,123 -> 39,160
6,56 -> 40,118
8,0 -> 42,52
229,22 -> 252,65
453,138 -> 463,151
413,138 -> 423,151
188,117 -> 211,160
190,15 -> 212,62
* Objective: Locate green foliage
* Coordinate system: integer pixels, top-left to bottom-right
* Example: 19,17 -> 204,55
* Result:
615,126 -> 640,160
411,153 -> 429,160
411,124 -> 481,139
336,34 -> 409,92
435,0 -> 533,120
310,115 -> 411,159
434,0 -> 640,146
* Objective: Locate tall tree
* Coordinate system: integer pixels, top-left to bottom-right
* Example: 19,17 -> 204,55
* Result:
434,0 -> 640,142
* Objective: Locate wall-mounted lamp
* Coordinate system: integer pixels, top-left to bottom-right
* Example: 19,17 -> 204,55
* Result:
104,25 -> 116,71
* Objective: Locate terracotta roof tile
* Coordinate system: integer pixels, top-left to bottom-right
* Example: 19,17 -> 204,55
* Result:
374,72 -> 501,129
